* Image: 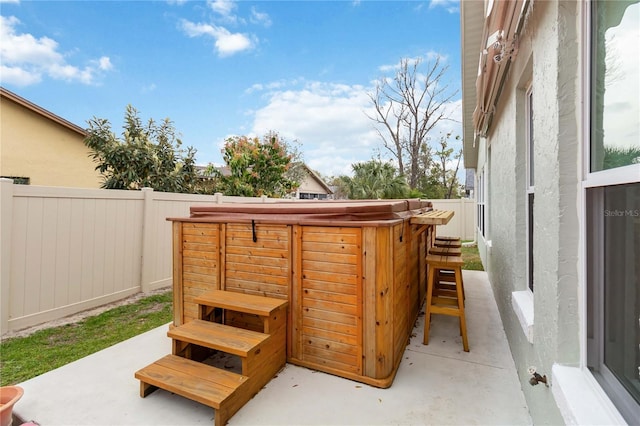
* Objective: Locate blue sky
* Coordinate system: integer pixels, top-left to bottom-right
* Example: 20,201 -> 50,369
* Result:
1,0 -> 462,178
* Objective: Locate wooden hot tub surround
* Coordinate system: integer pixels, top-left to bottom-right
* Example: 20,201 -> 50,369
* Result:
136,199 -> 434,425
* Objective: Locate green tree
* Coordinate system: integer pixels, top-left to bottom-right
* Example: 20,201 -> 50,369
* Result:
427,133 -> 463,199
339,160 -> 409,200
84,105 -> 198,193
209,133 -> 298,198
603,145 -> 640,170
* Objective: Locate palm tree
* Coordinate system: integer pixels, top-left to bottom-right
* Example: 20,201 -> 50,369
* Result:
342,160 -> 409,200
603,145 -> 640,170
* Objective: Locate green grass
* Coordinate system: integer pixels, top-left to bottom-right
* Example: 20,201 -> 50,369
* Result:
0,291 -> 173,386
461,243 -> 484,271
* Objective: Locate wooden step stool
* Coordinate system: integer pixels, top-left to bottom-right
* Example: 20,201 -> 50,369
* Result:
428,246 -> 465,299
424,254 -> 469,352
135,290 -> 288,426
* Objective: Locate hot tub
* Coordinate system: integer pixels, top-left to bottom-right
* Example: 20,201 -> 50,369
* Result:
168,199 -> 433,388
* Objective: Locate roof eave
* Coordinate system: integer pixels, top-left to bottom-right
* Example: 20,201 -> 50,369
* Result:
461,0 -> 484,170
0,87 -> 87,137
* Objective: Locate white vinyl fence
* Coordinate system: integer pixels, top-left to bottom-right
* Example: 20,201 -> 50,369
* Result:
0,179 -> 279,334
429,199 -> 476,241
0,178 -> 476,334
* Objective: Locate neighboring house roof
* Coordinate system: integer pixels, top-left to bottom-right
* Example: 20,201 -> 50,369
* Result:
0,87 -> 87,137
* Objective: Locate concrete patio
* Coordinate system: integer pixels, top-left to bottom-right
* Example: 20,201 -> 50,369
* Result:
12,270 -> 532,425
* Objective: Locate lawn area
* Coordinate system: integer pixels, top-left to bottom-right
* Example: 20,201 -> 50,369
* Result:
461,243 -> 484,271
0,291 -> 173,386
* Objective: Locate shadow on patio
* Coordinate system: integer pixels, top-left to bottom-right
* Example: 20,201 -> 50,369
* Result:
13,270 -> 531,425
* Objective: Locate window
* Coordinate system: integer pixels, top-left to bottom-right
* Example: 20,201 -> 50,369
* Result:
1,176 -> 30,185
586,1 -> 640,423
477,169 -> 485,237
525,86 -> 534,292
299,193 -> 328,200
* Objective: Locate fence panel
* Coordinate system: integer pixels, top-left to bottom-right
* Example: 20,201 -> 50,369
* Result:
429,199 -> 476,241
3,184 -> 144,332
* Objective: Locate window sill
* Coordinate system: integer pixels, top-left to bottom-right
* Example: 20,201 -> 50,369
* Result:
511,290 -> 534,343
552,364 -> 626,425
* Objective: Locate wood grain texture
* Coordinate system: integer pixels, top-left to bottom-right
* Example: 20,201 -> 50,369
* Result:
299,226 -> 363,375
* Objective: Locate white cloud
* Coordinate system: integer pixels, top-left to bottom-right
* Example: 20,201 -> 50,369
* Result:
180,19 -> 253,56
208,0 -> 236,17
250,7 -> 272,28
0,15 -> 112,86
378,51 -> 447,73
429,0 -> 459,14
248,81 -> 387,177
214,28 -> 253,56
0,64 -> 41,86
247,78 -> 463,178
97,56 -> 113,71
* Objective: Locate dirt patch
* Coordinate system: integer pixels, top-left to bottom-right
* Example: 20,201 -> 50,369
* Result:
2,288 -> 171,340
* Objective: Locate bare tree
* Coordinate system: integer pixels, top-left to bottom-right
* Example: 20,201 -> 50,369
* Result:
367,56 -> 458,189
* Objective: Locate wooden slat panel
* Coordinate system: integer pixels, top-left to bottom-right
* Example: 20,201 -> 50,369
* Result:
375,226 -> 393,378
299,226 -> 362,375
302,325 -> 358,346
302,280 -> 356,296
301,230 -> 360,245
223,224 -> 291,325
303,298 -> 357,317
224,269 -> 289,286
302,270 -> 358,285
302,317 -> 358,338
393,223 -> 409,358
302,259 -> 358,275
225,280 -> 288,298
302,288 -> 357,305
302,353 -> 360,375
226,253 -> 289,267
301,240 -> 359,256
179,223 -> 220,325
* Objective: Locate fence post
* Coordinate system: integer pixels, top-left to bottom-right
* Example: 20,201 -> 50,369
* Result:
0,179 -> 14,334
140,187 -> 154,293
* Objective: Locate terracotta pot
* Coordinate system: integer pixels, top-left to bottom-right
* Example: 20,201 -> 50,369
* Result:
0,386 -> 24,426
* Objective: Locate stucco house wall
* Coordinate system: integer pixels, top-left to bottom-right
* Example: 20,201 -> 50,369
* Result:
464,1 -> 635,424
0,88 -> 101,188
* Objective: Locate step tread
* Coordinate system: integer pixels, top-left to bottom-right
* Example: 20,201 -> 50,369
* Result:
135,355 -> 248,409
168,319 -> 269,356
194,290 -> 288,317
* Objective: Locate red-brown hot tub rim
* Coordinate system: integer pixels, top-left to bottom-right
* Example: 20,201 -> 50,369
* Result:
172,199 -> 433,226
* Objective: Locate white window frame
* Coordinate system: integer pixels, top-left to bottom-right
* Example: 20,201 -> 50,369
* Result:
477,168 -> 485,238
570,1 -> 640,424
512,84 -> 535,343
525,86 -> 534,293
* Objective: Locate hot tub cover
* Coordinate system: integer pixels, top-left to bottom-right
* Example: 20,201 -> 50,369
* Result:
177,199 -> 433,225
